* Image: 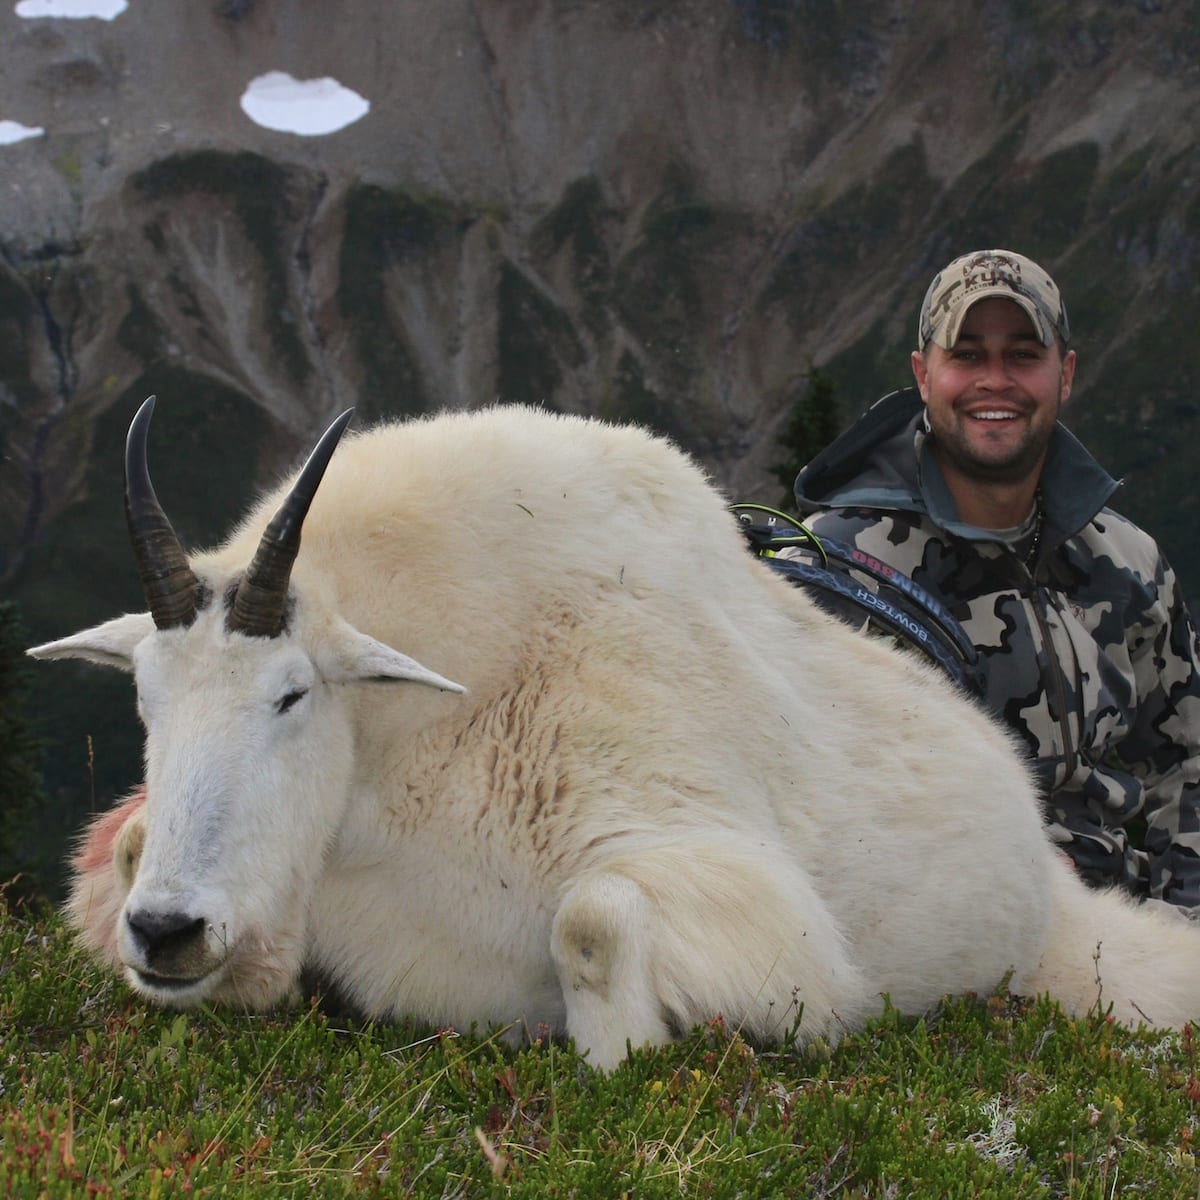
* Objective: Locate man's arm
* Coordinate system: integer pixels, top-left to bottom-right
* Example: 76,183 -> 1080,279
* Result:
1118,559 -> 1200,906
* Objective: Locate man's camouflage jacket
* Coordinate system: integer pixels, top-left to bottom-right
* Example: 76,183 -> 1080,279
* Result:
794,387 -> 1200,905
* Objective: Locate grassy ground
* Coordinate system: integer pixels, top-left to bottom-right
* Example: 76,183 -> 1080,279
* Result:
2,902 -> 1199,1198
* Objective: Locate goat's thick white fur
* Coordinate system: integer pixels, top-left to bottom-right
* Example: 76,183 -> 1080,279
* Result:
40,405 -> 1199,1068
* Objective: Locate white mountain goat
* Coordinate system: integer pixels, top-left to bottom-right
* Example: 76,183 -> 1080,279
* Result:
31,399 -> 1200,1069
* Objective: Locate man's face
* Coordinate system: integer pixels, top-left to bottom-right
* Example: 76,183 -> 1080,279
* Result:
911,297 -> 1076,486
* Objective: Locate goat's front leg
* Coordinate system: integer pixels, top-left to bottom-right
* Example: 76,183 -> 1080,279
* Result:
551,872 -> 673,1069
551,834 -> 870,1070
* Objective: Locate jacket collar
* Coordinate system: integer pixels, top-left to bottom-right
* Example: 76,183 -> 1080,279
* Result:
794,387 -> 1121,542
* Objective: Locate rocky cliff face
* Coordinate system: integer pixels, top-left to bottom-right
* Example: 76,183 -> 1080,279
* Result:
4,0 -> 1200,841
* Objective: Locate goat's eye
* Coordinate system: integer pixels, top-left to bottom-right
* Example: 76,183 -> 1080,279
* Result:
277,688 -> 308,714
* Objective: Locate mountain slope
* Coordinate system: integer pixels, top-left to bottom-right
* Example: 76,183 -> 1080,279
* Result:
2,0 -> 1199,869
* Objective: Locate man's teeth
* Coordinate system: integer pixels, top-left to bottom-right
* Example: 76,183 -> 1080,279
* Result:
972,411 -> 1018,420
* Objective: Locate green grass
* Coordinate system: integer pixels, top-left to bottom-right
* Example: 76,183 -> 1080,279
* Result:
3,902 -> 1199,1198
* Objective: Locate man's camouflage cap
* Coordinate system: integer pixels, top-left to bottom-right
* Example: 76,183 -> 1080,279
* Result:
917,249 -> 1070,351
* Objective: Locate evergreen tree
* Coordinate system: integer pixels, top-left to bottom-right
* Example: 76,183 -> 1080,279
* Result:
769,364 -> 840,510
0,601 -> 45,887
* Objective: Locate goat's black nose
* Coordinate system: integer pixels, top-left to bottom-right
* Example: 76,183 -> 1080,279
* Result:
125,910 -> 206,961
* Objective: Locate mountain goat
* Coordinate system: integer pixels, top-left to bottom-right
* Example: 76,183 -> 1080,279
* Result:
31,398 -> 1200,1069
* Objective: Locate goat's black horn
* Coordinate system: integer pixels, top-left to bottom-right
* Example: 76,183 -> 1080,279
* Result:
125,396 -> 204,630
228,409 -> 355,638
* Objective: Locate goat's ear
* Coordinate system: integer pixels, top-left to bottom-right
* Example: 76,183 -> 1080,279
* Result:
321,622 -> 465,694
27,612 -> 155,672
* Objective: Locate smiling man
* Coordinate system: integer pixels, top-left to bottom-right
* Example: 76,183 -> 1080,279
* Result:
794,249 -> 1200,911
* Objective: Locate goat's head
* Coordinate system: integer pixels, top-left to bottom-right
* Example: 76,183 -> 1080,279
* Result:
30,398 -> 464,1008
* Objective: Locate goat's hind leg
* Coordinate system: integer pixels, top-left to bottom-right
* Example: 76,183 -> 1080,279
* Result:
1017,855 -> 1200,1029
551,835 -> 869,1070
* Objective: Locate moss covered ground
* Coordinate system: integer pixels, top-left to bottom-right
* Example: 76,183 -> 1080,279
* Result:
3,902 -> 1199,1198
